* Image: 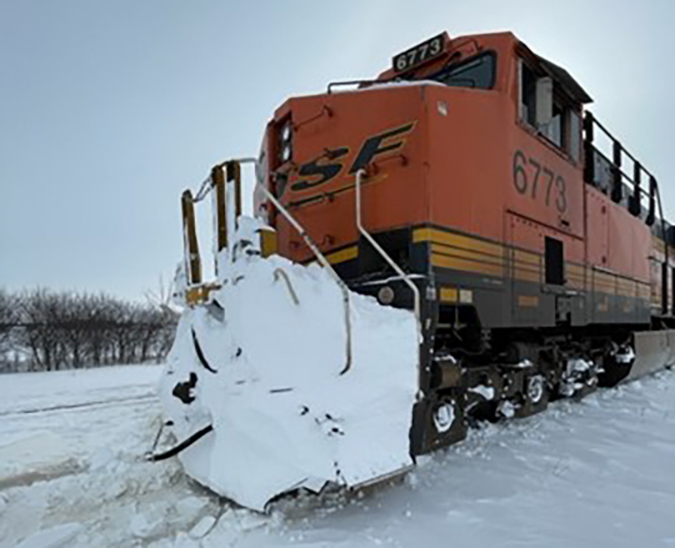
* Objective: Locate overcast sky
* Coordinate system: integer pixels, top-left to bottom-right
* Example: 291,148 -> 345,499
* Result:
1,0 -> 674,301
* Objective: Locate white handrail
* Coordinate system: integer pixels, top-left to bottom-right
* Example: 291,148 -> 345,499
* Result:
355,169 -> 421,327
245,161 -> 353,375
355,169 -> 423,392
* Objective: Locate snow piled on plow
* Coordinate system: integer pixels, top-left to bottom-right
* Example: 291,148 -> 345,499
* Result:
159,240 -> 418,511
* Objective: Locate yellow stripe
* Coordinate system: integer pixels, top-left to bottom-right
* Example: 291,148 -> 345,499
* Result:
439,287 -> 458,303
512,250 -> 541,284
513,261 -> 541,273
514,249 -> 541,267
430,243 -> 505,267
513,268 -> 540,283
186,283 -> 221,306
326,245 -> 358,265
593,271 -> 615,283
517,295 -> 539,308
418,227 -> 653,298
431,253 -> 505,277
594,285 -> 616,295
616,279 -> 636,297
592,270 -> 617,295
414,228 -> 504,258
567,277 -> 586,286
566,271 -> 585,280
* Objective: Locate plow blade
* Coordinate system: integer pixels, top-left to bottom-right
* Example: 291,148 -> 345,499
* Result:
624,330 -> 675,383
158,221 -> 419,511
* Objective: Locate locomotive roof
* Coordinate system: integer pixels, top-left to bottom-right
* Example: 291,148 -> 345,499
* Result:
381,31 -> 593,105
512,35 -> 593,105
533,54 -> 593,105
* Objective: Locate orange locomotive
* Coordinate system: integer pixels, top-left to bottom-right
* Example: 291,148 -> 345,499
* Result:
189,32 -> 675,456
253,31 -> 675,453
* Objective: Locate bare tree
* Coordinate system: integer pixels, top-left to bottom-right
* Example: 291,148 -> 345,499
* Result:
0,289 -> 15,347
3,288 -> 178,373
0,289 -> 18,372
17,288 -> 62,371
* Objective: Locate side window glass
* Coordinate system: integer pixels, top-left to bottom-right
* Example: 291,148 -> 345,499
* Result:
430,52 -> 496,90
519,58 -> 581,161
519,61 -> 537,126
569,111 -> 581,162
545,237 -> 565,285
549,104 -> 565,148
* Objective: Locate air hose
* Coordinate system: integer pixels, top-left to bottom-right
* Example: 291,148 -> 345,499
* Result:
146,424 -> 214,462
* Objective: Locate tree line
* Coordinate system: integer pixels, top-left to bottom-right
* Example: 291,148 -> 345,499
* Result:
0,288 -> 178,373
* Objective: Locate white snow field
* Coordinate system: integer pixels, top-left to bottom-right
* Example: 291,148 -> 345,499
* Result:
1,364 -> 674,547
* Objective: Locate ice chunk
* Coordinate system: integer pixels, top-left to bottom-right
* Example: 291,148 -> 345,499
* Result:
188,515 -> 217,539
15,523 -> 82,548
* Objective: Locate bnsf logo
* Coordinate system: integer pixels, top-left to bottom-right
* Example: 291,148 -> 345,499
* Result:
288,121 -> 416,194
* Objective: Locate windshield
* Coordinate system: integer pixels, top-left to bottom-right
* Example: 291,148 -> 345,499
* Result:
428,52 -> 496,90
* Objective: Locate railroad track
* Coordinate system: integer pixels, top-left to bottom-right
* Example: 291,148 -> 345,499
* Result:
0,392 -> 158,417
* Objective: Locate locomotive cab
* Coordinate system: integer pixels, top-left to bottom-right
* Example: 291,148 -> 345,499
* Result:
261,33 -> 595,330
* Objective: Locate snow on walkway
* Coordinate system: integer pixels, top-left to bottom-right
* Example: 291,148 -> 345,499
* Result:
1,365 -> 674,547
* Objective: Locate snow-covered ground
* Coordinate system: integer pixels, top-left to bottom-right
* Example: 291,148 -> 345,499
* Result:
1,364 -> 674,547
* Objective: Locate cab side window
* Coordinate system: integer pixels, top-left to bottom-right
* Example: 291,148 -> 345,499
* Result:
519,59 -> 582,163
429,52 -> 496,90
520,62 -> 538,127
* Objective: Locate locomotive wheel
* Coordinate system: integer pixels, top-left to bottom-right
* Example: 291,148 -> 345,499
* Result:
570,373 -> 599,400
514,374 -> 549,418
558,358 -> 601,399
410,393 -> 467,456
431,396 -> 467,446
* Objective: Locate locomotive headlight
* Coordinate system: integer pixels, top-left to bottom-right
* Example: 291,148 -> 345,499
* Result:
278,119 -> 293,164
281,122 -> 292,143
377,286 -> 395,305
433,401 -> 456,433
281,142 -> 292,163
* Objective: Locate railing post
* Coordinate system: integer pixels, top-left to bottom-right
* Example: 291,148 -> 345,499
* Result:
646,175 -> 656,226
181,190 -> 202,286
225,161 -> 242,217
653,177 -> 669,315
611,141 -> 623,203
662,262 -> 669,316
211,165 -> 228,255
224,161 -> 242,250
630,162 -> 642,217
583,111 -> 595,186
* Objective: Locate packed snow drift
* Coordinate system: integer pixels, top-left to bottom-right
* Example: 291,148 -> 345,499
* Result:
158,217 -> 418,511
